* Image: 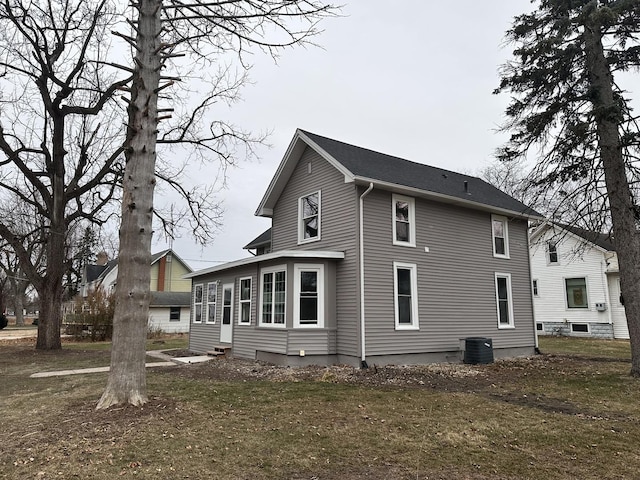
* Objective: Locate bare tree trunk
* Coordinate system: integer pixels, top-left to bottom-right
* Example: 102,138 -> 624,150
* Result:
584,23 -> 640,376
35,216 -> 67,349
14,284 -> 25,326
97,0 -> 161,408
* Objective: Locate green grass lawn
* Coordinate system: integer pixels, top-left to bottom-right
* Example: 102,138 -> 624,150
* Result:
1,336 -> 638,479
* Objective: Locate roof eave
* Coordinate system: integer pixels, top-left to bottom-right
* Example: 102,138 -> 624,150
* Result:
184,249 -> 346,279
255,129 -> 355,217
353,177 -> 542,220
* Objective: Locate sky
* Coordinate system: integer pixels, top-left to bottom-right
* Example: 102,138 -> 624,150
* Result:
153,0 -> 536,271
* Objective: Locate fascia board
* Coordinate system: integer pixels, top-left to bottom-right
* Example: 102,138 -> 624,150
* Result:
537,224 -> 612,255
184,250 -> 346,279
353,177 -> 543,221
255,129 -> 356,217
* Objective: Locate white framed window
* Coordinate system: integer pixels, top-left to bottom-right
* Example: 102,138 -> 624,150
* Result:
491,215 -> 509,258
293,264 -> 325,328
238,277 -> 252,325
260,265 -> 286,327
571,323 -> 590,334
298,191 -> 320,243
547,241 -> 559,264
206,282 -> 217,323
393,262 -> 419,330
532,279 -> 539,296
193,284 -> 203,323
392,194 -> 416,247
565,277 -> 588,309
495,273 -> 514,328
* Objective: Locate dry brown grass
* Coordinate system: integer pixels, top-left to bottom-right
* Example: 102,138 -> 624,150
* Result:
1,336 -> 639,479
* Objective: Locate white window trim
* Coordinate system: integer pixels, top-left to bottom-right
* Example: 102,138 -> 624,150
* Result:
547,240 -> 559,265
298,190 -> 321,244
532,279 -> 539,297
393,262 -> 419,330
564,276 -> 589,310
221,283 -> 234,327
259,265 -> 287,328
495,272 -> 515,329
169,306 -> 181,322
206,282 -> 217,324
491,214 -> 510,259
293,264 -> 325,328
570,322 -> 591,334
193,284 -> 203,324
238,276 -> 252,325
392,194 -> 416,247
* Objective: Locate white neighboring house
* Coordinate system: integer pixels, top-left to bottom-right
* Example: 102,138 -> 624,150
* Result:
529,223 -> 628,339
79,249 -> 193,333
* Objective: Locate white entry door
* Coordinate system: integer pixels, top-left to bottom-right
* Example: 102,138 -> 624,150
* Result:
220,283 -> 234,344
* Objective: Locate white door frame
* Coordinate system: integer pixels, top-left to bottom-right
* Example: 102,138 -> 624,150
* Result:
220,283 -> 234,344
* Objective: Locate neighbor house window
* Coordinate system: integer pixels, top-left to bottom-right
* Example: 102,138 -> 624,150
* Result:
293,264 -> 324,328
170,307 -> 181,321
547,241 -> 559,264
565,277 -> 588,308
532,279 -> 539,296
495,273 -> 514,328
298,191 -> 320,243
206,282 -> 217,323
571,323 -> 590,333
239,277 -> 252,325
393,262 -> 419,330
193,284 -> 203,323
392,194 -> 416,247
260,266 -> 286,327
491,215 -> 509,258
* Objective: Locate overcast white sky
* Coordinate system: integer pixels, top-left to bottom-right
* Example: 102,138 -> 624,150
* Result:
153,1 -> 536,271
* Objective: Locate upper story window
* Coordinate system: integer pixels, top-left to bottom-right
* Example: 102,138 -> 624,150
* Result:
565,277 -> 588,309
298,191 -> 320,244
260,266 -> 286,327
491,215 -> 509,258
392,194 -> 416,247
547,241 -> 559,264
495,273 -> 514,328
532,279 -> 539,297
193,284 -> 203,323
293,264 -> 325,328
393,262 -> 419,330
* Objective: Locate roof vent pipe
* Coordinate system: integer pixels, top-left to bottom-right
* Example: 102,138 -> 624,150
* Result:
464,181 -> 469,194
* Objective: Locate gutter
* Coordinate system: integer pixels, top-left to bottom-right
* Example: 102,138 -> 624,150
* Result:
359,183 -> 374,368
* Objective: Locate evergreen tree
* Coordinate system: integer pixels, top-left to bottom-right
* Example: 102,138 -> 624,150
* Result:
496,0 -> 640,375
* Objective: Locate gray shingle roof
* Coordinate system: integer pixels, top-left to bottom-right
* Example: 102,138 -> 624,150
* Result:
244,228 -> 272,250
301,130 -> 540,217
150,291 -> 191,307
560,224 -> 615,251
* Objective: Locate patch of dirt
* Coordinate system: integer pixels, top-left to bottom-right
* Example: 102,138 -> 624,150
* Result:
157,356 -> 491,391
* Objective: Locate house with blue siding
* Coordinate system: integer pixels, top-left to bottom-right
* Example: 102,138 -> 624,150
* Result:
185,129 -> 541,366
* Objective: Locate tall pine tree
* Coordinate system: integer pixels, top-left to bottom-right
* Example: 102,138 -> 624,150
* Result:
496,0 -> 640,375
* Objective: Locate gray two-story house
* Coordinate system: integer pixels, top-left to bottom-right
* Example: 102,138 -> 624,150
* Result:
186,129 -> 541,366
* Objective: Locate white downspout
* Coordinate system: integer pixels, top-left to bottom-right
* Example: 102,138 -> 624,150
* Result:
359,183 -> 374,368
602,255 -> 614,327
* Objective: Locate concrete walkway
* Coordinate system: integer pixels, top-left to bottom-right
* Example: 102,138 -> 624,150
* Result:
30,361 -> 175,378
29,349 -> 212,378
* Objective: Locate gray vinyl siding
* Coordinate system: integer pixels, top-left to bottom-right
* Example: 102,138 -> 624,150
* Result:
361,189 -> 535,356
189,265 -> 258,354
271,146 -> 360,357
189,258 -> 341,359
